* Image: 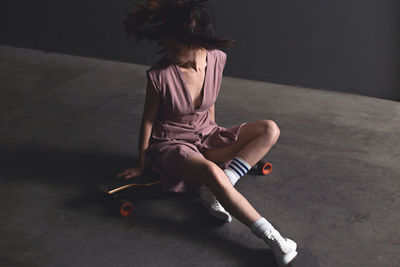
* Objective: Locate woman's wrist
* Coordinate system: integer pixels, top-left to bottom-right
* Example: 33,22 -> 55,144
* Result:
138,157 -> 147,171
139,164 -> 146,171
138,146 -> 149,172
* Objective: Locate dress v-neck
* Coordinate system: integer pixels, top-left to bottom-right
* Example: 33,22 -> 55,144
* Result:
175,49 -> 208,111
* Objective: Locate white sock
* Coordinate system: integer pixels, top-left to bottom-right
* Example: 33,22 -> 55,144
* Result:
251,217 -> 298,263
251,217 -> 274,238
223,157 -> 252,186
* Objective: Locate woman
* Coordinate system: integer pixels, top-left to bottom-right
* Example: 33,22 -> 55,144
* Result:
117,0 -> 297,266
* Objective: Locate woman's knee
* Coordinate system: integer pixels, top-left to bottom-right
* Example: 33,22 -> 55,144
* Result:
202,161 -> 232,190
182,156 -> 231,190
259,119 -> 280,144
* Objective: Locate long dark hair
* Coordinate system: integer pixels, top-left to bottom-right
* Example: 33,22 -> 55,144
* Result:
123,0 -> 236,53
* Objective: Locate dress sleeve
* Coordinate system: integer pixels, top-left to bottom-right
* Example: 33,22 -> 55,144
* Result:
218,50 -> 227,70
146,68 -> 162,94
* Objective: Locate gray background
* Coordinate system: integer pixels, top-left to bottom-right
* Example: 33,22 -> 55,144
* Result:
1,0 -> 399,101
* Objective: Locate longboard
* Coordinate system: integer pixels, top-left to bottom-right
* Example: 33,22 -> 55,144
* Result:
99,170 -> 162,216
100,160 -> 272,217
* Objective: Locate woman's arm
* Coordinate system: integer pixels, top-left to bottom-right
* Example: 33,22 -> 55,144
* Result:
138,79 -> 160,170
208,104 -> 215,123
116,79 -> 160,179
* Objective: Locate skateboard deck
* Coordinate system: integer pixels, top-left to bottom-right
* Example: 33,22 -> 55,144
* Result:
99,170 -> 162,216
100,160 -> 272,217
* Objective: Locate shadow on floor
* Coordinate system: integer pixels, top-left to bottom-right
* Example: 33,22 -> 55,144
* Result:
2,145 -> 308,266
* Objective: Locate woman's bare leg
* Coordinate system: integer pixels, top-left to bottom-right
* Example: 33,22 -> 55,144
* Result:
236,122 -> 280,166
183,120 -> 298,265
181,155 -> 261,228
203,120 -> 280,168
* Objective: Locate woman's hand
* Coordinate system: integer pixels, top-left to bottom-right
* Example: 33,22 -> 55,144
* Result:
116,166 -> 144,180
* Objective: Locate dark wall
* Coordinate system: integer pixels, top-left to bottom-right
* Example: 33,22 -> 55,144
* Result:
1,0 -> 399,101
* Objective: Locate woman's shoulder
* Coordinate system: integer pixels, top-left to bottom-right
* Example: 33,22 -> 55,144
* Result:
146,56 -> 175,81
146,56 -> 175,94
210,49 -> 227,69
147,56 -> 171,73
212,48 -> 226,57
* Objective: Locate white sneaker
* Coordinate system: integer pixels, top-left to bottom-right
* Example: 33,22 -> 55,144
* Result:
196,187 -> 232,222
262,228 -> 297,266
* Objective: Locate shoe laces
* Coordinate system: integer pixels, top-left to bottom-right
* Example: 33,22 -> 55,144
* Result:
266,229 -> 288,254
213,200 -> 223,209
198,189 -> 229,214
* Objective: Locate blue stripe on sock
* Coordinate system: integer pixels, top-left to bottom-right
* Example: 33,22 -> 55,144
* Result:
229,165 -> 243,177
233,158 -> 250,171
231,161 -> 246,176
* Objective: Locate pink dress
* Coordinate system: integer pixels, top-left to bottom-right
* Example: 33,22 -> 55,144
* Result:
146,49 -> 246,193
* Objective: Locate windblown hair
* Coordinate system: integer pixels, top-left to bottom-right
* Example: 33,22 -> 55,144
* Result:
123,0 -> 236,53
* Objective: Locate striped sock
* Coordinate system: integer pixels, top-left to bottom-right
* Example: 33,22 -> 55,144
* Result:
223,156 -> 252,186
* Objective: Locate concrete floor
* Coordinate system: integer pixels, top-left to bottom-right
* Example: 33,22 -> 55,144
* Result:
1,45 -> 399,267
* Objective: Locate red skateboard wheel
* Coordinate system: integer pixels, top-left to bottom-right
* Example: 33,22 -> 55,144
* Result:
261,162 -> 273,175
119,200 -> 134,216
249,160 -> 273,175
